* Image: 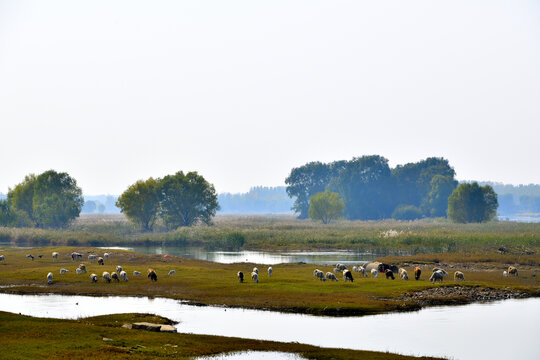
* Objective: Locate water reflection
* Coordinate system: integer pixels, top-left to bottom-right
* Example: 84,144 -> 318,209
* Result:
195,351 -> 306,360
0,293 -> 538,360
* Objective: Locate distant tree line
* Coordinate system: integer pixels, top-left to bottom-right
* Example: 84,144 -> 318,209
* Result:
218,186 -> 294,214
81,195 -> 120,214
477,182 -> 540,216
286,155 -> 498,223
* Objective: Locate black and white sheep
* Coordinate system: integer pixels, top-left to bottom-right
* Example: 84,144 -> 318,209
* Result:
432,268 -> 448,277
508,266 -> 518,277
116,265 -> 123,274
237,271 -> 244,283
111,272 -> 120,282
97,257 -> 104,266
253,267 -> 259,274
0,255 -> 4,261
343,269 -> 354,282
148,269 -> 158,281
335,263 -> 347,271
76,268 -> 82,274
79,264 -> 87,273
168,270 -> 176,276
47,272 -> 53,284
104,252 -> 110,259
52,252 -> 59,260
429,270 -> 445,283
268,267 -> 272,277
385,270 -> 395,280
71,252 -> 82,261
102,272 -> 111,283
120,270 -> 128,281
313,269 -> 326,281
88,254 -> 98,262
60,268 -> 69,274
90,273 -> 98,283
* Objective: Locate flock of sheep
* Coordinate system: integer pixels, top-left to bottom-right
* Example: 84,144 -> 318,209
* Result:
17,251 -> 177,285
237,266 -> 272,283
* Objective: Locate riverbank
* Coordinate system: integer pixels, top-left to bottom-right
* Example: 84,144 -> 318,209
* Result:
0,247 -> 538,316
0,311 -> 440,360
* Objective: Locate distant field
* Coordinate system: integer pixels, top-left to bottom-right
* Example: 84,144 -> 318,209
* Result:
0,214 -> 539,256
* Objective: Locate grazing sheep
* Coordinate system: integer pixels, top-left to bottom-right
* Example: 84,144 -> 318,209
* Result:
60,268 -> 69,274
52,252 -> 59,260
38,255 -> 43,258
385,270 -> 395,280
371,269 -> 378,278
47,272 -> 53,284
0,255 -> 4,261
353,266 -> 367,277
111,273 -> 120,282
503,270 -> 508,277
454,271 -> 465,281
148,269 -> 158,281
237,271 -> 244,283
343,269 -> 354,282
104,252 -> 110,259
253,267 -> 259,274
26,254 -> 35,261
71,252 -> 82,261
333,267 -> 340,273
103,272 -> 111,283
498,247 -> 507,254
398,268 -> 409,280
430,270 -> 445,283
116,265 -> 123,274
414,267 -> 422,280
168,270 -> 176,276
97,257 -> 104,266
335,263 -> 347,271
432,268 -> 448,277
251,271 -> 259,283
313,269 -> 326,281
353,266 -> 358,272
119,270 -> 128,281
90,273 -> 98,283
326,272 -> 338,281
267,267 -> 272,277
133,271 -> 141,276
79,264 -> 87,273
508,266 -> 518,277
88,254 -> 97,261
76,268 -> 82,274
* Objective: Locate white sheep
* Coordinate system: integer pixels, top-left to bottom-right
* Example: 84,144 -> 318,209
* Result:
60,268 -> 69,274
251,271 -> 259,283
399,268 -> 409,280
325,272 -> 338,281
88,254 -> 97,261
371,269 -> 378,278
116,265 -> 123,274
90,273 -> 98,283
168,270 -> 176,276
335,263 -> 347,271
76,268 -> 82,274
0,255 -> 4,261
120,270 -> 128,281
353,266 -> 359,272
103,272 -> 111,283
52,252 -> 59,260
47,272 -> 53,284
503,270 -> 508,277
79,264 -> 87,273
104,252 -> 110,259
313,269 -> 326,281
253,267 -> 259,274
454,271 -> 465,281
357,266 -> 367,277
133,271 -> 141,276
268,267 -> 272,277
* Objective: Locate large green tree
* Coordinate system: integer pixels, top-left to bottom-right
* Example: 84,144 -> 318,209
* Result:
116,178 -> 161,231
159,171 -> 219,229
8,170 -> 83,228
328,155 -> 394,220
447,182 -> 498,223
285,161 -> 346,219
308,191 -> 345,224
423,175 -> 458,217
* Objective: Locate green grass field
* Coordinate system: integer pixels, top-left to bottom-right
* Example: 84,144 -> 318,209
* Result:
1,246 -> 538,315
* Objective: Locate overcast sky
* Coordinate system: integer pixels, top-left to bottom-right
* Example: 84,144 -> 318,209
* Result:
0,1 -> 539,195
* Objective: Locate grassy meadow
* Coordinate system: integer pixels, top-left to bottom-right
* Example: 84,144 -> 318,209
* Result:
0,311 -> 442,360
0,214 -> 539,257
0,246 -> 538,315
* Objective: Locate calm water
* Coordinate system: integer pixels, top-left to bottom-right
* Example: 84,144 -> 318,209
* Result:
101,246 -> 376,265
0,293 -> 538,360
196,352 -> 306,360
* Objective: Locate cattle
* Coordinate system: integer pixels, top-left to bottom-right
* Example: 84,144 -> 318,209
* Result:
148,269 -> 158,281
414,267 -> 422,280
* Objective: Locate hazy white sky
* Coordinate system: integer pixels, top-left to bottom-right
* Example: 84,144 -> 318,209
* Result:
1,1 -> 539,195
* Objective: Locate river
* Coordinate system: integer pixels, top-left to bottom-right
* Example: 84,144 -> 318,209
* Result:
0,293 -> 538,360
